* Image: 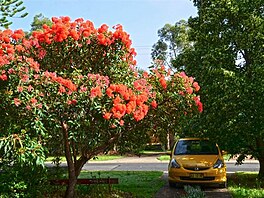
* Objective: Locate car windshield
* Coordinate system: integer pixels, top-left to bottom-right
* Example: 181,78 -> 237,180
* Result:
174,140 -> 219,155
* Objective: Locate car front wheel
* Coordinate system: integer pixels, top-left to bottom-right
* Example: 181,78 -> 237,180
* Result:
219,181 -> 227,188
169,180 -> 180,188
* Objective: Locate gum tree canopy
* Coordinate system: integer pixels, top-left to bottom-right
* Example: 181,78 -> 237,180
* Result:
0,17 -> 202,197
173,0 -> 264,179
0,0 -> 28,29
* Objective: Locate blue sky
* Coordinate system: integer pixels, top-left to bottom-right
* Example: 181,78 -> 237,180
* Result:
10,0 -> 197,70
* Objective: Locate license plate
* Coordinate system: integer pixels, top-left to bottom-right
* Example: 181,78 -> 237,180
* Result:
190,173 -> 204,179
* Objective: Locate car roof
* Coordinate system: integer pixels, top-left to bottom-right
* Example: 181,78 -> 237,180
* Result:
178,138 -> 210,141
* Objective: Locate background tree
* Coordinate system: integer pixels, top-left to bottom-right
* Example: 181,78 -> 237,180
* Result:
151,20 -> 191,69
30,13 -> 52,31
172,0 -> 264,179
0,0 -> 28,29
0,17 -> 202,197
140,61 -> 203,150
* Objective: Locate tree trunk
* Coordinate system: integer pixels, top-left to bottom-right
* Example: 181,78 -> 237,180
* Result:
75,156 -> 89,178
61,121 -> 77,198
256,139 -> 264,180
64,155 -> 89,197
65,173 -> 77,198
257,138 -> 264,181
61,127 -> 119,197
167,132 -> 175,150
258,157 -> 264,180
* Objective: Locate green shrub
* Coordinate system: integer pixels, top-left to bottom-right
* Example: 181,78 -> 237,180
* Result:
0,164 -> 47,198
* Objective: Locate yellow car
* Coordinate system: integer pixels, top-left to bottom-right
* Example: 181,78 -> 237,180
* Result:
168,138 -> 227,188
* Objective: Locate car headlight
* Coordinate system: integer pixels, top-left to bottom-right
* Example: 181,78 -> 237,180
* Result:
213,159 -> 224,168
170,159 -> 181,168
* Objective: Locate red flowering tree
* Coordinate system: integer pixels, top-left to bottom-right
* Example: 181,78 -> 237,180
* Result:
136,61 -> 203,149
0,16 -> 202,197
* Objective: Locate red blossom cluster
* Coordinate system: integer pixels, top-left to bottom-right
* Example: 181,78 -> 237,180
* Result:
87,74 -> 110,88
176,72 -> 203,112
151,64 -> 171,90
103,83 -> 156,123
193,96 -> 203,112
0,30 -> 19,79
67,99 -> 77,105
13,98 -> 21,106
0,16 -> 137,82
112,24 -> 132,49
90,86 -> 102,98
44,71 -> 77,92
0,70 -> 7,80
24,57 -> 40,72
87,74 -> 110,98
0,29 -> 27,70
149,61 -> 203,113
0,30 -> 41,81
0,17 -> 203,129
13,95 -> 42,110
29,17 -> 136,66
177,71 -> 200,94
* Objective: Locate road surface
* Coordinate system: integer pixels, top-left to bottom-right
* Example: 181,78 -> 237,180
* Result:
46,156 -> 259,172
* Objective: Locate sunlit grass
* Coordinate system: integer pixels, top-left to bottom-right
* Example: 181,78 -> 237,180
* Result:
80,171 -> 165,198
157,155 -> 170,161
90,155 -> 124,161
228,172 -> 264,198
44,170 -> 165,198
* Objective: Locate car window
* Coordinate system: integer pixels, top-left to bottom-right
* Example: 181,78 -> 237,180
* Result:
174,140 -> 219,155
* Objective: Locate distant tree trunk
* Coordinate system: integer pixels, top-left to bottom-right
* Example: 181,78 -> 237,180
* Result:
258,157 -> 264,180
257,139 -> 264,180
167,132 -> 175,150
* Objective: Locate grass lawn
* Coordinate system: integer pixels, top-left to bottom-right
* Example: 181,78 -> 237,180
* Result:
228,172 -> 264,198
90,155 -> 124,161
44,153 -> 263,197
80,171 -> 165,197
157,155 -> 170,161
48,171 -> 263,198
45,170 -> 165,197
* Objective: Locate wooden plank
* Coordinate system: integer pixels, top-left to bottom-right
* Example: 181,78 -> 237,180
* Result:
50,178 -> 119,185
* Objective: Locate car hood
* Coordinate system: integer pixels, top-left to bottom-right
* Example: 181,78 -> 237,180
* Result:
174,155 -> 219,167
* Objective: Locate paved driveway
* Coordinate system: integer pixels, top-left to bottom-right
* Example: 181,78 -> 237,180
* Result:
155,172 -> 232,198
